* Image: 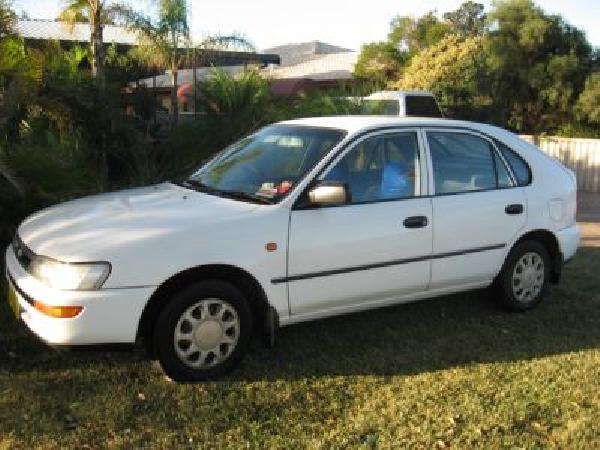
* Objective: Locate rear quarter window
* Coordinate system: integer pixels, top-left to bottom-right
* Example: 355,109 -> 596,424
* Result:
497,142 -> 532,186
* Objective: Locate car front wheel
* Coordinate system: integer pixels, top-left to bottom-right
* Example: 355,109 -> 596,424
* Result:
496,240 -> 551,311
154,280 -> 252,382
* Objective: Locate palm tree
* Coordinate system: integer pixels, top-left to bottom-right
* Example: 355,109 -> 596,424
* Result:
124,0 -> 254,126
123,0 -> 189,126
0,157 -> 24,196
0,0 -> 22,195
0,0 -> 16,39
58,0 -> 125,87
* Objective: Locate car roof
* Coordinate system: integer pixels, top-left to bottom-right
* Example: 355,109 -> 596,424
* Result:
365,90 -> 435,100
278,115 -> 503,137
276,116 -> 560,173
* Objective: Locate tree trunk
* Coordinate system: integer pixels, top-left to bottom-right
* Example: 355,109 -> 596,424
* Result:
152,73 -> 157,124
192,48 -> 197,120
171,68 -> 179,127
90,7 -> 105,89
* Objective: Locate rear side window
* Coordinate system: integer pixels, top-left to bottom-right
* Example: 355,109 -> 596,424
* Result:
428,132 -> 498,195
405,96 -> 443,118
497,142 -> 532,186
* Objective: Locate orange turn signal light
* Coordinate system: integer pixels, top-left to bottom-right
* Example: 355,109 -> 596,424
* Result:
33,301 -> 83,319
265,242 -> 278,252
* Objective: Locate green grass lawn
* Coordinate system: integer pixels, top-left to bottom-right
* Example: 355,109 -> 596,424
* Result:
1,248 -> 599,449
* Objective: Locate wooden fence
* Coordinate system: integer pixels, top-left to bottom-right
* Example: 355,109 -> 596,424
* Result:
520,135 -> 600,192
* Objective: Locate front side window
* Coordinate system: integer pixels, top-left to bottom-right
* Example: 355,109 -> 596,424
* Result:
428,132 -> 502,195
186,125 -> 346,203
323,132 -> 420,203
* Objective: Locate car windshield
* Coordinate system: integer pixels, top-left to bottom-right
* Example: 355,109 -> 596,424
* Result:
183,125 -> 346,204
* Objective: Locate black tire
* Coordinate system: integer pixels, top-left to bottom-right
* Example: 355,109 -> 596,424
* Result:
154,280 -> 253,382
495,240 -> 551,311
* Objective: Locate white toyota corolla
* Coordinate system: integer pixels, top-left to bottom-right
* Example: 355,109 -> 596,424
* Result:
5,117 -> 580,381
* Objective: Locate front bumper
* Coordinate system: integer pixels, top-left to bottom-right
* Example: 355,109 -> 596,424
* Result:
5,245 -> 154,345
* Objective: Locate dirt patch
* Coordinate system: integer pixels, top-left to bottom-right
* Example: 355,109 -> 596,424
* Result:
579,222 -> 600,248
577,192 -> 600,247
577,192 -> 600,222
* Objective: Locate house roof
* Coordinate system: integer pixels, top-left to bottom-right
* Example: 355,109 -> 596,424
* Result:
266,51 -> 358,81
263,41 -> 353,67
15,19 -> 280,67
133,50 -> 357,90
129,40 -> 357,87
16,19 -> 138,46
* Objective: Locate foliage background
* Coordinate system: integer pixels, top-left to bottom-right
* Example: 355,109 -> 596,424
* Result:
356,0 -> 599,133
0,0 -> 599,246
0,2 -> 599,446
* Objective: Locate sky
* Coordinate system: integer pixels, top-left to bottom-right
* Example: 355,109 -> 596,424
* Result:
14,0 -> 600,51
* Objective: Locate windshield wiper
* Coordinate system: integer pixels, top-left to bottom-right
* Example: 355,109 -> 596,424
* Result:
217,190 -> 275,205
181,179 -> 213,192
181,179 -> 274,205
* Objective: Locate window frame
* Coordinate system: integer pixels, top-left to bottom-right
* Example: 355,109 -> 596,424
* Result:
421,128 -> 518,197
187,124 -> 348,204
495,140 -> 533,187
295,128 -> 429,209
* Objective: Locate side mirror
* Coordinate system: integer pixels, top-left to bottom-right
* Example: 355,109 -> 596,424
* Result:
307,181 -> 350,207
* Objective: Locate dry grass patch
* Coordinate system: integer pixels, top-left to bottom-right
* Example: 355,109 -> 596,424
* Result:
1,247 -> 599,448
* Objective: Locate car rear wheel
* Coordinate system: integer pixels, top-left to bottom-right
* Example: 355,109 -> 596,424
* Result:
154,280 -> 252,381
495,240 -> 550,311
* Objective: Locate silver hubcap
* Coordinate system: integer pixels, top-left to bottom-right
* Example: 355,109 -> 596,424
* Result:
512,252 -> 545,303
174,298 -> 240,369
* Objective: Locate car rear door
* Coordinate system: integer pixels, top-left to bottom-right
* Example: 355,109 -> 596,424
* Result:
423,129 -> 527,290
284,129 -> 433,318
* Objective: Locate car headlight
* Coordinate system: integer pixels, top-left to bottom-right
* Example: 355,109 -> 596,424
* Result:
30,256 -> 111,290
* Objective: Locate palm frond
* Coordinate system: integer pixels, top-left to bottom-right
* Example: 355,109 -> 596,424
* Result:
158,0 -> 189,35
122,1 -> 190,69
103,2 -> 133,26
57,0 -> 90,32
0,0 -> 16,38
199,34 -> 255,53
0,157 -> 24,196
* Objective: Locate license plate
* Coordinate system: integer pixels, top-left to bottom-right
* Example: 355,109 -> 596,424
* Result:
7,282 -> 20,319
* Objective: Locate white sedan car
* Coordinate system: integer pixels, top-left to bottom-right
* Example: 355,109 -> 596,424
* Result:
5,117 -> 580,381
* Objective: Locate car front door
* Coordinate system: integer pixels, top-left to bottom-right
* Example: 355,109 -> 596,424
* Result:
285,130 -> 433,319
424,129 -> 527,290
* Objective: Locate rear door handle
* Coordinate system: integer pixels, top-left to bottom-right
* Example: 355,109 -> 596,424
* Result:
403,215 -> 429,228
505,204 -> 524,215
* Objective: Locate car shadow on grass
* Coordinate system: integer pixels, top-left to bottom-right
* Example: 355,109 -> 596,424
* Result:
1,248 -> 599,382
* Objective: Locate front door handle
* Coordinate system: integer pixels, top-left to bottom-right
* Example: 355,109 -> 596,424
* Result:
505,204 -> 524,215
403,215 -> 429,229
